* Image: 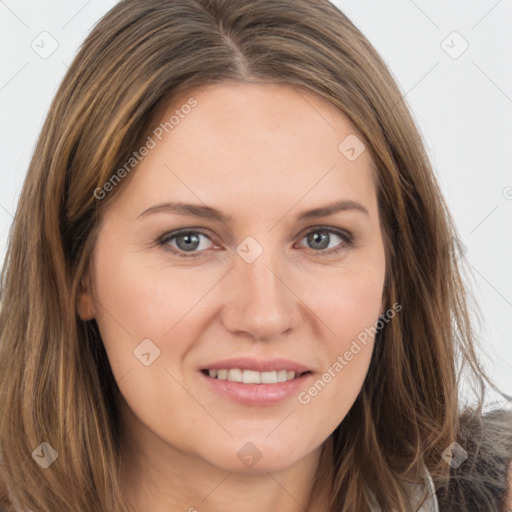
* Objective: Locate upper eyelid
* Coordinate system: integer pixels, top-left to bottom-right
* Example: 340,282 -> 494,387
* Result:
160,225 -> 351,240
159,228 -> 217,244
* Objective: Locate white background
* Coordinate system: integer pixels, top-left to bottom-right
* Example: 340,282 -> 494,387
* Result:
0,0 -> 511,406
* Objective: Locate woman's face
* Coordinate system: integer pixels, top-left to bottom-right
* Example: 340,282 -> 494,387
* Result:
79,83 -> 386,473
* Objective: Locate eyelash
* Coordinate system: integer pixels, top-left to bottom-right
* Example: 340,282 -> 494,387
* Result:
157,227 -> 354,259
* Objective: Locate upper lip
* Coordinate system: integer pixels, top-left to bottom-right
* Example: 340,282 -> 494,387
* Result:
201,357 -> 311,374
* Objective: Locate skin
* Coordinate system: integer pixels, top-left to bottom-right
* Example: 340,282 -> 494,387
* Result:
78,83 -> 387,512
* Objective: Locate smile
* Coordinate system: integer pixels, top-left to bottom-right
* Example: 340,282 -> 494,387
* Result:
202,369 -> 310,384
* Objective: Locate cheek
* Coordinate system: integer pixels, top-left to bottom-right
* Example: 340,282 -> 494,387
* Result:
294,266 -> 384,415
92,239 -> 201,338
294,304 -> 382,443
335,278 -> 383,347
306,262 -> 385,347
90,238 -> 227,390
89,244 -> 211,436
295,343 -> 372,445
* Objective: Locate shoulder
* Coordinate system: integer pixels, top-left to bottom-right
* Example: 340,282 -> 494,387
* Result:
435,408 -> 512,511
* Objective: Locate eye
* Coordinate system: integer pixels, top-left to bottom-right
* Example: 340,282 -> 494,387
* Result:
157,226 -> 353,258
296,227 -> 353,255
158,229 -> 217,258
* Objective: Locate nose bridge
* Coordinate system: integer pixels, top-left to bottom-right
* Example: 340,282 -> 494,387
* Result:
221,237 -> 298,339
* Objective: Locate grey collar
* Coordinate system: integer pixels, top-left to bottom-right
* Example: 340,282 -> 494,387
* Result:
369,465 -> 439,511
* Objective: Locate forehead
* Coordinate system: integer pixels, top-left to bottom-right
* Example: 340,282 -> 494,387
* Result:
110,82 -> 378,222
163,82 -> 363,158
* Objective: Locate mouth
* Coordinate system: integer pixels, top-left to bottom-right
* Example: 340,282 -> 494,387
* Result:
198,357 -> 313,405
200,368 -> 312,384
199,363 -> 313,405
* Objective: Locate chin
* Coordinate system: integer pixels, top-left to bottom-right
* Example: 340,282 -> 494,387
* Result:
199,438 -> 314,474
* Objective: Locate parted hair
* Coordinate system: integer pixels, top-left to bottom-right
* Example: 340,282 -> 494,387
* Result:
0,1 -> 510,511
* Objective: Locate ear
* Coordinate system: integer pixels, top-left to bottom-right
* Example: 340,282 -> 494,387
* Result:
76,275 -> 96,321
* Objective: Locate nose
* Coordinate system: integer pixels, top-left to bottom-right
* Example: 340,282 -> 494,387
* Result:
219,249 -> 301,342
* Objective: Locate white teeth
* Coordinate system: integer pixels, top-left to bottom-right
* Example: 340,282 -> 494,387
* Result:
227,369 -> 243,382
261,371 -> 277,384
277,369 -> 288,382
208,368 -> 299,383
243,370 -> 261,384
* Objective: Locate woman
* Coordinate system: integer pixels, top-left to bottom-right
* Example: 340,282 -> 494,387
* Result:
0,0 -> 510,510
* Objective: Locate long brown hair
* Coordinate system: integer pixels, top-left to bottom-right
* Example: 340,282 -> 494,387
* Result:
0,1 -> 509,510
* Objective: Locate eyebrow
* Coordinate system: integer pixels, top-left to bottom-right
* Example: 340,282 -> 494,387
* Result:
136,199 -> 369,223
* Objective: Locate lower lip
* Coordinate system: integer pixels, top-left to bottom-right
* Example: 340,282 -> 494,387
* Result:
199,371 -> 312,405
